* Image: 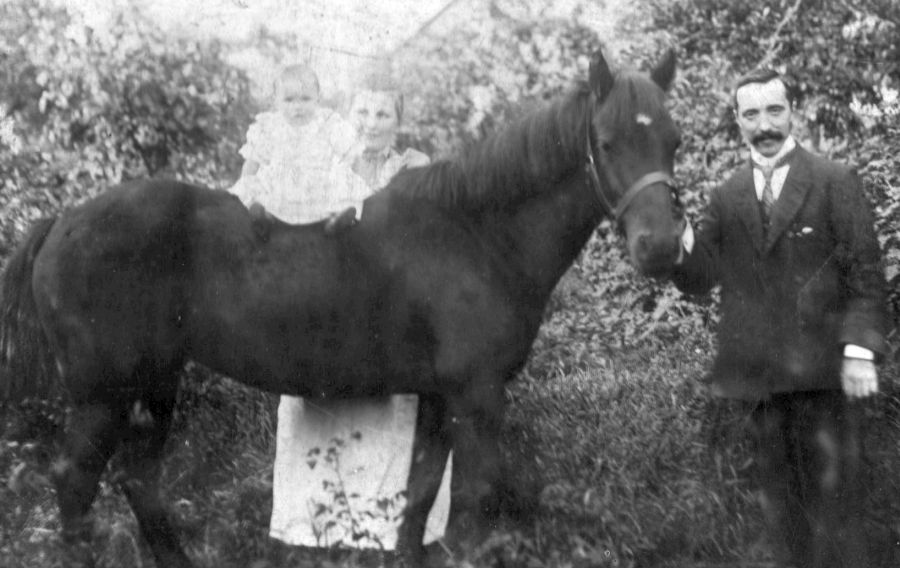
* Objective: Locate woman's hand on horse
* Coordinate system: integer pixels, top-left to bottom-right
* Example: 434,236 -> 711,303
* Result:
248,202 -> 268,220
324,207 -> 358,236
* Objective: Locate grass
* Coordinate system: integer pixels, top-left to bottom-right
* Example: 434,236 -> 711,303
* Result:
2,262 -> 899,567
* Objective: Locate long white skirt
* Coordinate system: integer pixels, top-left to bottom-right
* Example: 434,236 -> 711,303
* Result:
269,394 -> 452,549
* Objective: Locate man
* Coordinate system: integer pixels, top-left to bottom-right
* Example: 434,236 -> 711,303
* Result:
671,68 -> 888,567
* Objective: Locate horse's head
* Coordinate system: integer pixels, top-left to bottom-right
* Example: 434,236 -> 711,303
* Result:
587,49 -> 683,277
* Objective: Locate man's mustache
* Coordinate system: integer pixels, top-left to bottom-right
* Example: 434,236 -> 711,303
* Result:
752,131 -> 784,145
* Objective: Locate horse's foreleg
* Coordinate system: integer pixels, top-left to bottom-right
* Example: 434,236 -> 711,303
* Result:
444,381 -> 505,551
116,383 -> 192,568
52,401 -> 122,568
396,393 -> 451,567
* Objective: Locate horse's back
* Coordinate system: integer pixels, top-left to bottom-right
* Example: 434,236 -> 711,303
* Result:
184,204 -> 391,394
35,179 -> 215,283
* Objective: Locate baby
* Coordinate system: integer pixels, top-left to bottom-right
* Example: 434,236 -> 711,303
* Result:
231,64 -> 363,224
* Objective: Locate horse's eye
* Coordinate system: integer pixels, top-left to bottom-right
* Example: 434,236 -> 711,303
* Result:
601,140 -> 613,153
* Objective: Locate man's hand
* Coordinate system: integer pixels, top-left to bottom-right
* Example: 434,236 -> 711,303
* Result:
675,220 -> 693,265
841,357 -> 878,398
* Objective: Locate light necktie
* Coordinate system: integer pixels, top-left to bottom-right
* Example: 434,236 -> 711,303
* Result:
758,165 -> 776,222
752,148 -> 796,224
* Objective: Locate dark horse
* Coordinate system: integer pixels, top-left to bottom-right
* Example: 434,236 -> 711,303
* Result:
0,50 -> 682,566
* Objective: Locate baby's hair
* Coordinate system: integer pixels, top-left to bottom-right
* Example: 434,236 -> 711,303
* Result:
355,65 -> 403,122
276,64 -> 320,96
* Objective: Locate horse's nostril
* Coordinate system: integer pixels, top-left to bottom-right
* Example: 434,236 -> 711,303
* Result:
632,232 -> 681,274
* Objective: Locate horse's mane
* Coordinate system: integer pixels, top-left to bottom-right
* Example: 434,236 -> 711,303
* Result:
383,71 -> 667,211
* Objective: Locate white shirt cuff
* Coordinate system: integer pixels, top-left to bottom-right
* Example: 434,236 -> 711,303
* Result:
675,222 -> 695,265
844,344 -> 875,360
682,222 -> 695,253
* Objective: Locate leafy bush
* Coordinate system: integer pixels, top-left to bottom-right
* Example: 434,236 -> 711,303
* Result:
0,0 -> 253,259
395,14 -> 601,157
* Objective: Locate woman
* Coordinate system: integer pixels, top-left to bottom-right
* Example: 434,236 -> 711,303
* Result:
347,87 -> 429,190
269,73 -> 452,551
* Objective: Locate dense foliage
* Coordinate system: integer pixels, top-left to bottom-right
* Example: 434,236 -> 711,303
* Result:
0,0 -> 252,258
1,0 -> 898,567
395,13 -> 600,156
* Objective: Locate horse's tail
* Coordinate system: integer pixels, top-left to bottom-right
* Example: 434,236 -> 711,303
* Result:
0,217 -> 59,402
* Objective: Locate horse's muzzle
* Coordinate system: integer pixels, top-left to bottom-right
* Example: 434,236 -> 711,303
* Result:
631,226 -> 683,277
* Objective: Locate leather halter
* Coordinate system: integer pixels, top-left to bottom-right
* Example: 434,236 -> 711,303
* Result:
584,115 -> 677,222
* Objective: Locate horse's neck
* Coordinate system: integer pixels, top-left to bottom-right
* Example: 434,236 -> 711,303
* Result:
494,174 -> 600,301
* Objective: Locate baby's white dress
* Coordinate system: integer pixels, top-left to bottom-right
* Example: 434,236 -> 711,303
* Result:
230,108 -> 367,222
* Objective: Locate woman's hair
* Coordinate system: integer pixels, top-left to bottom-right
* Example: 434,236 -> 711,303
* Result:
355,66 -> 404,122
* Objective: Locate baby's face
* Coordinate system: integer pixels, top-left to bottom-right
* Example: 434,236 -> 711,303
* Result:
350,90 -> 399,152
276,78 -> 319,126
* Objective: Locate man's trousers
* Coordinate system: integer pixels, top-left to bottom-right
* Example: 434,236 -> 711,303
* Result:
749,389 -> 869,568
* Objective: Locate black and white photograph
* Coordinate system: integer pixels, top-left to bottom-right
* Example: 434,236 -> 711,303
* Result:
1,1 -> 898,567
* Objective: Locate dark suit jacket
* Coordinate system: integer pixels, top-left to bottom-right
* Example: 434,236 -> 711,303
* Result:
672,146 -> 887,400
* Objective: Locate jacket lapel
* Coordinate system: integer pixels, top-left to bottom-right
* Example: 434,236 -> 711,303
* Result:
764,149 -> 812,254
732,168 -> 766,253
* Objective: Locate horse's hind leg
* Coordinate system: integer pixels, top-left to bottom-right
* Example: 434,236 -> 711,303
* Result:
396,393 -> 451,566
116,376 -> 192,568
52,401 -> 123,568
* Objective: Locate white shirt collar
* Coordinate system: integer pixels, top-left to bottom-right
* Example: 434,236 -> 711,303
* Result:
749,136 -> 796,169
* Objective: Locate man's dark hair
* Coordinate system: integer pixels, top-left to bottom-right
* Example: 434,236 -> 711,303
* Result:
732,68 -> 797,110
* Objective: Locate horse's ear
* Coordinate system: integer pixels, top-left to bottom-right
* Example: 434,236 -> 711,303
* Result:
650,49 -> 677,91
589,49 -> 614,101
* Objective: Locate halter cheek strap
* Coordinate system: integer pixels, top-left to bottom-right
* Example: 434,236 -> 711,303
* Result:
584,125 -> 676,221
585,136 -> 615,217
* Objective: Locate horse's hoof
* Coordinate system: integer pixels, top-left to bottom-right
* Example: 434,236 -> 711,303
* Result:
64,542 -> 97,568
497,476 -> 541,520
394,551 -> 424,568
